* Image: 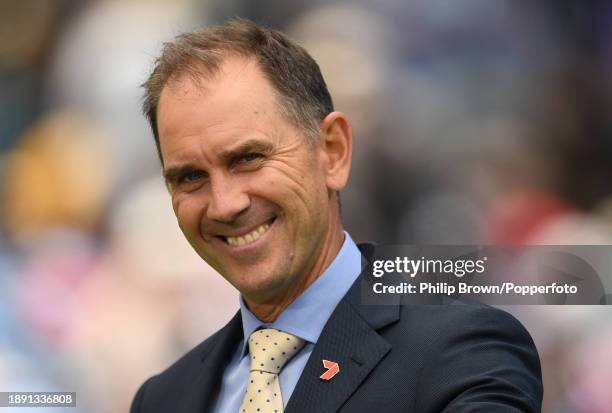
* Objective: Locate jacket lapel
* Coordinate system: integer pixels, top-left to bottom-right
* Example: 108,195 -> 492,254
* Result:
285,245 -> 400,413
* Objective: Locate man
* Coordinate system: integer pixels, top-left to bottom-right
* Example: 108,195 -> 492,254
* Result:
131,19 -> 542,413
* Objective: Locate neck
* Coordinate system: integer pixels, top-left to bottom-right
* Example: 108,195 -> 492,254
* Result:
244,222 -> 345,323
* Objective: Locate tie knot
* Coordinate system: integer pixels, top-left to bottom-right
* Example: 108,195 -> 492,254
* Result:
247,328 -> 305,374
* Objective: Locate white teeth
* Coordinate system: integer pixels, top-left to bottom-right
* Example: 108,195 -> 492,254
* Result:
226,223 -> 271,246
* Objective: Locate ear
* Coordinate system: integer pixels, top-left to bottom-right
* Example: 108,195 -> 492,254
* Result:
319,111 -> 353,191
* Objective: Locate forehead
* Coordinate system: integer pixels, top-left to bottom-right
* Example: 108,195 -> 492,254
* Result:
157,55 -> 282,142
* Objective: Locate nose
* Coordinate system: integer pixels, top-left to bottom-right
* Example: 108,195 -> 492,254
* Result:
206,174 -> 250,223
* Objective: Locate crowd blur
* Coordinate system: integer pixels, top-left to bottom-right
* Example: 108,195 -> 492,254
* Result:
1,1 -> 611,412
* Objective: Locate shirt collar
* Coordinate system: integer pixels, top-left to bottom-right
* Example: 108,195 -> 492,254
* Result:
239,231 -> 362,357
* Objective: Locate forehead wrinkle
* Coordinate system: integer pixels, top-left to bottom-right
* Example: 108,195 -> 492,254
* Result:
159,54 -> 306,170
213,55 -> 287,122
162,56 -> 287,131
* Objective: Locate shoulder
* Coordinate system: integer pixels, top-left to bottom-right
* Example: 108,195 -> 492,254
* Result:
391,304 -> 542,412
130,335 -> 216,413
130,314 -> 241,412
149,328 -> 223,385
370,302 -> 540,369
396,303 -> 533,343
390,303 -> 540,374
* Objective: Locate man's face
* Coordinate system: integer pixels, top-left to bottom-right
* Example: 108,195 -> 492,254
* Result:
157,56 -> 335,303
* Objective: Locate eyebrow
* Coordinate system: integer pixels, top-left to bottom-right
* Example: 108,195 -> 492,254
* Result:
218,139 -> 274,164
163,163 -> 201,184
162,139 -> 274,183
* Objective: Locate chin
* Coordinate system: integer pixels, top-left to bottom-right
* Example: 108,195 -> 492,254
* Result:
235,272 -> 291,302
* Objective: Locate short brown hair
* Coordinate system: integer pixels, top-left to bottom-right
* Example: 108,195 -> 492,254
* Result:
142,18 -> 334,164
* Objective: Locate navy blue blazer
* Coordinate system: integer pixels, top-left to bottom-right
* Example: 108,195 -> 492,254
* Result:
131,244 -> 543,412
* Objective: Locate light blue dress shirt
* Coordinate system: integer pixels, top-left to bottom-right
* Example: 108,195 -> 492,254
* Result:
212,232 -> 362,413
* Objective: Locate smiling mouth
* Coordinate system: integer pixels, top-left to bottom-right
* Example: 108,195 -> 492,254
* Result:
221,217 -> 276,246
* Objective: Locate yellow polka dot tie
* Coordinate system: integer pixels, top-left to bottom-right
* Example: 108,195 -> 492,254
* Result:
238,328 -> 305,413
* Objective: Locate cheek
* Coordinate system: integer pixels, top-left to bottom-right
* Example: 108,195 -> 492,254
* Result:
255,156 -> 328,212
173,195 -> 203,236
171,194 -> 180,217
249,170 -> 295,201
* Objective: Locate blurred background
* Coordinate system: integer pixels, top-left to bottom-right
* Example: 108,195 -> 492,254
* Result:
1,0 -> 612,411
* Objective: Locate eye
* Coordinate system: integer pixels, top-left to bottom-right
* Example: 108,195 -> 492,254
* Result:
180,170 -> 204,183
239,152 -> 263,163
